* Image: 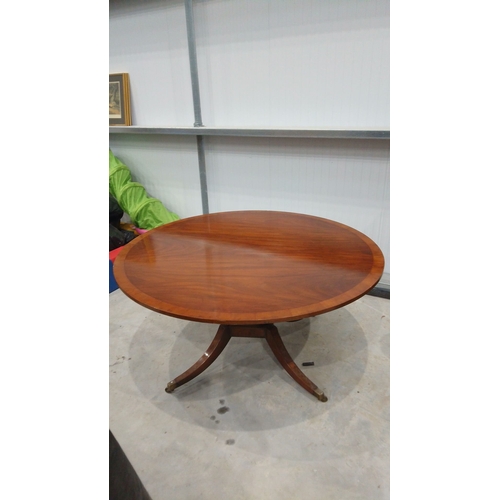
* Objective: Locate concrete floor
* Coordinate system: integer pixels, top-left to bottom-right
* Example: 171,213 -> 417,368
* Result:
109,290 -> 389,500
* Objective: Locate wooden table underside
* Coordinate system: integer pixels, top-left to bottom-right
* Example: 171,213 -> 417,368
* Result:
113,211 -> 385,402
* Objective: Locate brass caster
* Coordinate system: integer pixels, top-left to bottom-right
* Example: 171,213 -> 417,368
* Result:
165,382 -> 177,393
314,389 -> 328,402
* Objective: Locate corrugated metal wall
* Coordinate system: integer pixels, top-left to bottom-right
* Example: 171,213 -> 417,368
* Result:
109,0 -> 390,284
194,0 -> 389,128
109,0 -> 193,126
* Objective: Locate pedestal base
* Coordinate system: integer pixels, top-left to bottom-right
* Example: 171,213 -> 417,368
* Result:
165,324 -> 328,402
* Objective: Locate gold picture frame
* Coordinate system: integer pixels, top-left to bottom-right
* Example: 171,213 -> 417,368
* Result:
109,73 -> 131,126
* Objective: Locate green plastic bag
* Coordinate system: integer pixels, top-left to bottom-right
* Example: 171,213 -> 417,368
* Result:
109,150 -> 180,230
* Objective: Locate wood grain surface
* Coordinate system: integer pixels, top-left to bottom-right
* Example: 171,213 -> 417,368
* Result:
113,211 -> 385,324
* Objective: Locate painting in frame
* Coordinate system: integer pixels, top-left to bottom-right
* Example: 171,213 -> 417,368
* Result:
109,73 -> 131,126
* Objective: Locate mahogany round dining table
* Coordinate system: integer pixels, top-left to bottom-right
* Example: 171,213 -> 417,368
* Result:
113,211 -> 385,402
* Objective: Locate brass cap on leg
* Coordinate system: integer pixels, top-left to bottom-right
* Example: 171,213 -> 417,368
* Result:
314,389 -> 328,402
165,381 -> 177,393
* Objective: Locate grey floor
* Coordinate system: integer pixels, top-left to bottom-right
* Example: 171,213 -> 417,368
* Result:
110,290 -> 389,500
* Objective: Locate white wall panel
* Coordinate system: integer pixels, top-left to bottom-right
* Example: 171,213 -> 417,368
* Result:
109,135 -> 203,217
204,136 -> 390,277
194,0 -> 389,128
109,0 -> 390,285
109,0 -> 194,126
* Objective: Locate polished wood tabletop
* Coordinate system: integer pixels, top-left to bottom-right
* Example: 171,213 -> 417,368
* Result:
113,211 -> 384,401
113,211 -> 385,325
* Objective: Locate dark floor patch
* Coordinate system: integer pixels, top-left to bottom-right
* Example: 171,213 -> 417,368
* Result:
210,416 -> 216,420
215,420 -> 220,424
219,399 -> 225,405
217,406 -> 230,414
225,439 -> 235,445
367,286 -> 390,299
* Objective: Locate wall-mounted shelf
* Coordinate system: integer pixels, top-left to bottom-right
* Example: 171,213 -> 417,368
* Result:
109,126 -> 389,140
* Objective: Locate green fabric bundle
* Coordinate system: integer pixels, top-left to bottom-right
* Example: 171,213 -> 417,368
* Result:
109,150 -> 180,229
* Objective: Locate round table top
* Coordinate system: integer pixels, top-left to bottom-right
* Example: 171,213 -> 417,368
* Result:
113,211 -> 385,325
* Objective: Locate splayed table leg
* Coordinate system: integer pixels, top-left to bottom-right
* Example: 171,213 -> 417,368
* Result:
165,324 -> 231,393
264,324 -> 328,402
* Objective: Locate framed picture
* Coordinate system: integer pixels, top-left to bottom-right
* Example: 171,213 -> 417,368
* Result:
109,73 -> 131,126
